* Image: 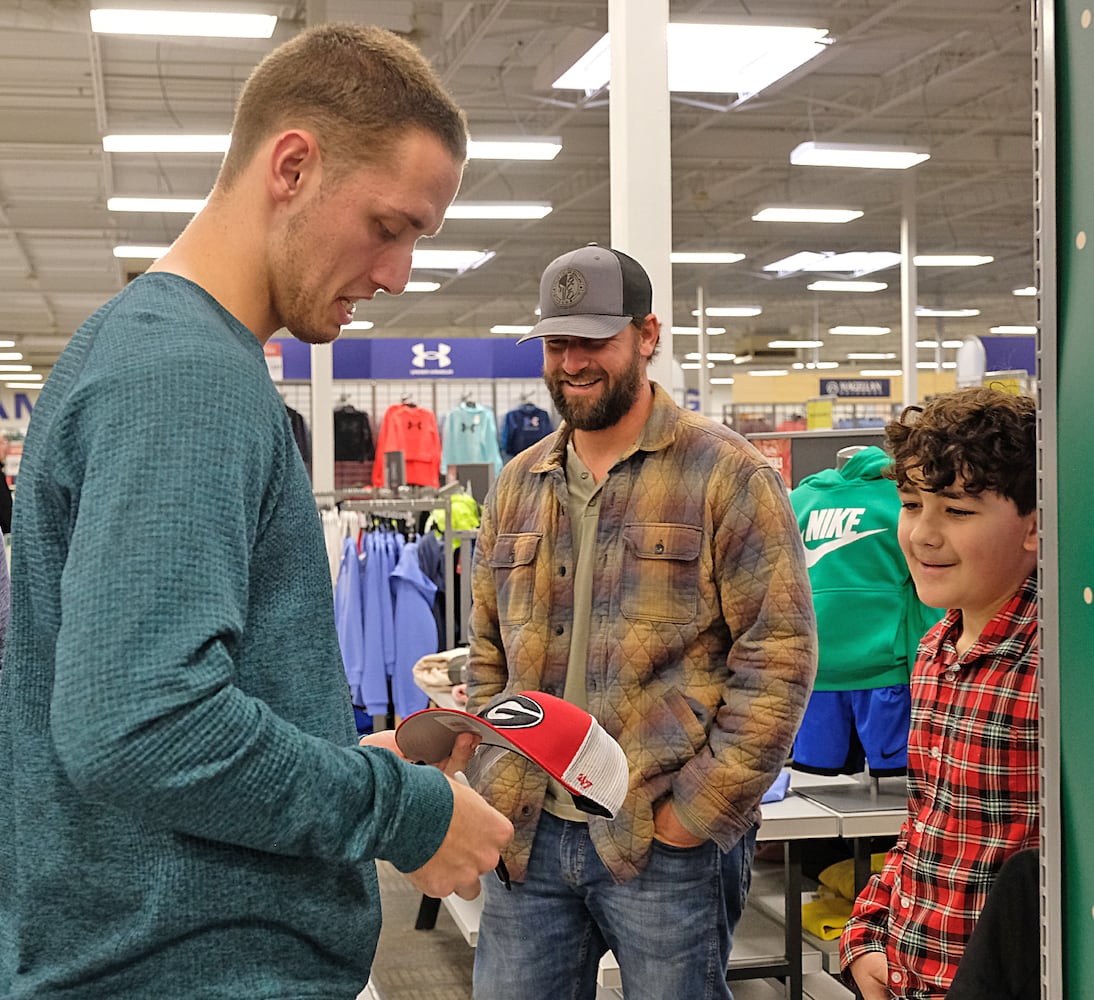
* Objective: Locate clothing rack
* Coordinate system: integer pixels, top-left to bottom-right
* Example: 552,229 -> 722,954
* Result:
335,489 -> 474,650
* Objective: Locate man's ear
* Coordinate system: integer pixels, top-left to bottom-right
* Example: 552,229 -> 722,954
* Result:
267,129 -> 320,204
639,314 -> 660,357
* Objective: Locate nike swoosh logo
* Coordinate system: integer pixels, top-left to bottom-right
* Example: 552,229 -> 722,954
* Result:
804,528 -> 887,568
880,747 -> 905,760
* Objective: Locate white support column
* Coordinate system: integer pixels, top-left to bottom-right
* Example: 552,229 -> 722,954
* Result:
309,342 -> 334,497
608,0 -> 674,391
696,285 -> 710,418
900,173 -> 918,407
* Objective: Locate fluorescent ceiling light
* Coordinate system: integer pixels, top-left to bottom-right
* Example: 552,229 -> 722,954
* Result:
916,340 -> 965,349
554,24 -> 829,99
791,141 -> 930,169
672,252 -> 746,264
108,196 -> 206,213
113,245 -> 168,259
685,352 -> 737,362
768,340 -> 823,348
491,325 -> 535,335
554,34 -> 612,90
847,352 -> 896,360
671,326 -> 726,336
764,250 -> 901,276
445,203 -> 552,220
467,139 -> 561,160
6,382 -> 42,389
793,361 -> 840,369
990,325 -> 1038,334
807,280 -> 888,292
710,377 -> 735,385
90,9 -> 276,38
681,362 -> 716,370
748,369 -> 789,377
732,354 -> 754,365
342,321 -> 374,331
914,255 -> 993,267
829,325 -> 891,336
753,207 -> 863,224
0,341 -> 13,348
0,353 -> 23,361
103,134 -> 230,153
1012,286 -> 1038,297
411,249 -> 495,273
916,307 -> 981,317
859,369 -> 903,377
0,365 -> 32,372
404,281 -> 440,293
917,361 -> 958,369
692,306 -> 762,317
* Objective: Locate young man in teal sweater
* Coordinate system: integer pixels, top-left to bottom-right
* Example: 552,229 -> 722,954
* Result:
0,23 -> 511,1000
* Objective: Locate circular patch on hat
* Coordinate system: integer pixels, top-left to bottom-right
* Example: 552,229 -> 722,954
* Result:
482,695 -> 546,729
551,267 -> 587,309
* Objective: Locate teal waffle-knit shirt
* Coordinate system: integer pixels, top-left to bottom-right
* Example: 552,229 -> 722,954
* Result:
0,273 -> 453,998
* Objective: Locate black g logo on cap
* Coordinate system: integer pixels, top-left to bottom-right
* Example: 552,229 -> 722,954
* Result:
483,695 -> 546,729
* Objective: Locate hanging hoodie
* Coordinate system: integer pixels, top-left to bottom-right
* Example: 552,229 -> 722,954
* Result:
333,536 -> 366,705
789,446 -> 943,690
441,402 -> 503,474
501,402 -> 553,458
389,539 -> 440,720
372,403 -> 441,488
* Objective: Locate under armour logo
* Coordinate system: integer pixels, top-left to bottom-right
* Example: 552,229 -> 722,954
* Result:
482,696 -> 546,730
411,342 -> 452,368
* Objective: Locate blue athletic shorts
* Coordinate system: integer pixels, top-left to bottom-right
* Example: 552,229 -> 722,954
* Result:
792,685 -> 911,776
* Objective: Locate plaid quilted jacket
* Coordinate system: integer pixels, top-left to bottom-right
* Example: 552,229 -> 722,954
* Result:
466,383 -> 817,882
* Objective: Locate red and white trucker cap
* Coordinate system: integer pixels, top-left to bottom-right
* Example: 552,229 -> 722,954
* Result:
395,691 -> 630,819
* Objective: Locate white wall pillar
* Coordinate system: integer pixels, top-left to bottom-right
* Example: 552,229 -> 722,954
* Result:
309,342 -> 334,496
900,174 -> 919,407
609,0 -> 675,391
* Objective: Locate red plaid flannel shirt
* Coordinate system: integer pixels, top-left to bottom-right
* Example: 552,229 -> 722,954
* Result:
839,572 -> 1039,998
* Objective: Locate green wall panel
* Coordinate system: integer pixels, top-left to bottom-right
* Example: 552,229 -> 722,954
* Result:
1056,1 -> 1094,991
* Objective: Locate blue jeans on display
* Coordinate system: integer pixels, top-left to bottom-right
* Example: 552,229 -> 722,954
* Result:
473,811 -> 758,1000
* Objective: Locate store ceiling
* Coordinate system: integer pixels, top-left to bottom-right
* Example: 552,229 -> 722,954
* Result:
0,0 -> 1036,384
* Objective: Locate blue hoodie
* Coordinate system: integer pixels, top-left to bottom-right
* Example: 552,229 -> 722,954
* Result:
389,540 -> 439,719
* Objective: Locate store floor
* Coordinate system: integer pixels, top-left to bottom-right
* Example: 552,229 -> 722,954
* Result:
364,860 -> 475,1000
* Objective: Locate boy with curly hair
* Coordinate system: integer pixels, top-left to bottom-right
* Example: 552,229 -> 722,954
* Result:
840,386 -> 1039,999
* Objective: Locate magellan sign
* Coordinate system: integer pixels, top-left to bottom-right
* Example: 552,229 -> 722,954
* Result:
820,378 -> 891,398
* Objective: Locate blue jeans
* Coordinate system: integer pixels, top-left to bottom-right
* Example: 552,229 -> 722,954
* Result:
473,812 -> 758,1000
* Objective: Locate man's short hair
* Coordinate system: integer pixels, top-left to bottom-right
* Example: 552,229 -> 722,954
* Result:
884,386 -> 1037,515
217,23 -> 468,189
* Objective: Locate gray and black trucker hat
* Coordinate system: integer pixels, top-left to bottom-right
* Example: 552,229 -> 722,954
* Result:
516,243 -> 653,344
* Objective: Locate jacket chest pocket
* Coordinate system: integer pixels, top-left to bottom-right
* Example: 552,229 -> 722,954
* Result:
621,523 -> 702,624
489,532 -> 542,625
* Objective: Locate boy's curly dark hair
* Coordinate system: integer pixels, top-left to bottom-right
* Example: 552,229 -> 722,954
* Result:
884,386 -> 1036,515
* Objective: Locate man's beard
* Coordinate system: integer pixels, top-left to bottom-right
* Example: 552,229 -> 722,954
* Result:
544,350 -> 643,431
268,187 -> 342,345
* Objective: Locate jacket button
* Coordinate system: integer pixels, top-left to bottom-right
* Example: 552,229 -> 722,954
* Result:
554,625 -> 564,636
559,565 -> 566,576
655,542 -> 665,554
